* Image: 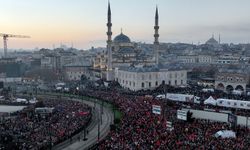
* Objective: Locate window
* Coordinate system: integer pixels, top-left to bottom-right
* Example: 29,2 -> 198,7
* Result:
155,74 -> 158,79
142,75 -> 145,80
169,73 -> 172,78
149,74 -> 152,80
155,81 -> 158,86
169,81 -> 171,85
162,80 -> 165,85
142,82 -> 144,88
133,82 -> 135,87
175,80 -> 177,85
149,82 -> 151,87
181,80 -> 183,84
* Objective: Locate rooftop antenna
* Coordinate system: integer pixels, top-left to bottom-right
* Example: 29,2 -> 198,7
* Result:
121,28 -> 123,34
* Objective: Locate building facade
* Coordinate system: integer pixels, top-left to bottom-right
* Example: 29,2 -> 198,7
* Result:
115,66 -> 187,91
215,68 -> 250,93
92,3 -> 188,91
63,61 -> 91,81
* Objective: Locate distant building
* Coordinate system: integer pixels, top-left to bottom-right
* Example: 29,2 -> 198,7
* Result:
63,61 -> 91,81
216,54 -> 240,64
215,66 -> 250,93
0,58 -> 25,82
41,55 -> 59,69
206,35 -> 219,46
177,54 -> 215,64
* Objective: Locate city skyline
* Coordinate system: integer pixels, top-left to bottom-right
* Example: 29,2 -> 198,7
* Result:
0,0 -> 250,50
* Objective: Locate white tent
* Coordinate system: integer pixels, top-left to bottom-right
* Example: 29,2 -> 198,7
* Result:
16,98 -> 27,103
232,90 -> 243,95
204,96 -> 216,105
202,88 -> 214,92
215,130 -> 236,138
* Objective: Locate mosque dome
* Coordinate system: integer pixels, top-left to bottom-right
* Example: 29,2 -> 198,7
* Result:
114,33 -> 131,43
206,36 -> 219,45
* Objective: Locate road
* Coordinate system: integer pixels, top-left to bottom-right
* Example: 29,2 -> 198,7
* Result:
52,97 -> 113,150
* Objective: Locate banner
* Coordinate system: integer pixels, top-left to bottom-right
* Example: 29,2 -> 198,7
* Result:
152,105 -> 161,115
177,110 -> 187,121
217,99 -> 250,110
166,121 -> 172,128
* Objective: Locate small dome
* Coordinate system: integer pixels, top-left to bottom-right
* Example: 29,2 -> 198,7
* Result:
114,33 -> 131,43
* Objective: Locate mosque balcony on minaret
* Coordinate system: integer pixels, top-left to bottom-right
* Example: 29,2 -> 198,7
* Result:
154,26 -> 159,30
106,22 -> 112,26
154,34 -> 159,38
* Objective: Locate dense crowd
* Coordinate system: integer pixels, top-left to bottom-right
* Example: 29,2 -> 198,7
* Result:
81,86 -> 250,150
0,98 -> 92,150
1,82 -> 250,149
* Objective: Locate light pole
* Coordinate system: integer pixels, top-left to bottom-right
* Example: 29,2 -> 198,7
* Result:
83,125 -> 87,141
113,102 -> 115,124
98,107 -> 100,141
163,84 -> 168,124
94,99 -> 96,110
101,100 -> 104,115
100,102 -> 103,125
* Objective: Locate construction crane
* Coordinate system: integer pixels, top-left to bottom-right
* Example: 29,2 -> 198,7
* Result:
0,33 -> 30,58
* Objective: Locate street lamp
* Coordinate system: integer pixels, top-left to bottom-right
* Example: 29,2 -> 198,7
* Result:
100,101 -> 103,125
162,84 -> 168,124
83,124 -> 87,141
113,101 -> 115,124
98,106 -> 100,141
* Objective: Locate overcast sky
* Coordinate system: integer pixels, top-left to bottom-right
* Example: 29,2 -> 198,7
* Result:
0,0 -> 250,50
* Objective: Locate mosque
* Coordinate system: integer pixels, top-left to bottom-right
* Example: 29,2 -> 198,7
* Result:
93,3 -> 187,91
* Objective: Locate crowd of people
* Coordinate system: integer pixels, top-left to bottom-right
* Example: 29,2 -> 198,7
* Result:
81,85 -> 250,150
1,82 -> 250,149
0,98 -> 92,150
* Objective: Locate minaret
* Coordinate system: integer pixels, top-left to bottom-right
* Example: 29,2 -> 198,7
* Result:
219,34 -> 221,44
106,2 -> 113,81
154,6 -> 159,65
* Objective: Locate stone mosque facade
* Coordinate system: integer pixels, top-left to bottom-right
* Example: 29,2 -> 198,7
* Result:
93,3 -> 187,91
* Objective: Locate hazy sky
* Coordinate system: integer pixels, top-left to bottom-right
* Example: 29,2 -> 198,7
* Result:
0,0 -> 250,50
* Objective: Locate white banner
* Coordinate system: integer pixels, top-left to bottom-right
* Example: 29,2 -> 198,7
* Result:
217,99 -> 250,110
152,105 -> 161,115
166,121 -> 172,128
177,110 -> 187,121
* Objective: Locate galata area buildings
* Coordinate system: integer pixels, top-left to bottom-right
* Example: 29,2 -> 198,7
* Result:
93,3 -> 187,91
